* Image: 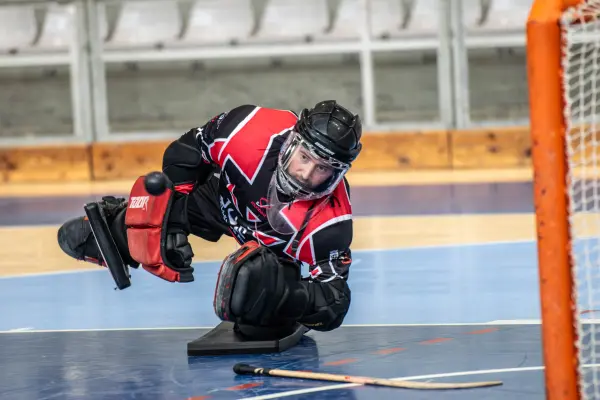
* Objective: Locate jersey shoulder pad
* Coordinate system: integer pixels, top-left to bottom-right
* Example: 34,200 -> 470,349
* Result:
207,106 -> 298,174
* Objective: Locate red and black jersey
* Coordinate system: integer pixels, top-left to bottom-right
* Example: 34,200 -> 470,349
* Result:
191,105 -> 353,282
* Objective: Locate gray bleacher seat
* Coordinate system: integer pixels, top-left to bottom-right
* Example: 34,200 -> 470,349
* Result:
403,0 -> 441,36
399,0 -> 484,39
326,0 -> 406,40
475,0 -> 532,33
0,6 -> 37,53
34,4 -> 108,51
252,0 -> 329,43
323,0 -> 361,40
36,4 -> 75,50
182,0 -> 254,45
465,0 -> 531,48
462,0 -> 486,29
370,0 -> 406,39
109,0 -> 180,48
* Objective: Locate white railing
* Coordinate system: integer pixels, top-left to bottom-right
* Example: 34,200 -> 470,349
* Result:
0,0 -> 530,146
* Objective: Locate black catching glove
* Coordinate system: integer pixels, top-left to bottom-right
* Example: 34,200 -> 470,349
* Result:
213,241 -> 309,327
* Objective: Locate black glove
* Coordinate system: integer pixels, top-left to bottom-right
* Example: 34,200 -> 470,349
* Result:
213,241 -> 309,327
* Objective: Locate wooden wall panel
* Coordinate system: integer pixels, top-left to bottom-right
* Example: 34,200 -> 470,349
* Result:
91,140 -> 170,180
92,131 -> 452,179
353,130 -> 451,170
0,127 -> 543,182
450,126 -> 532,168
0,144 -> 91,183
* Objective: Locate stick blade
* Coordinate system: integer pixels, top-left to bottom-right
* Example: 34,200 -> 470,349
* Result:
388,379 -> 503,390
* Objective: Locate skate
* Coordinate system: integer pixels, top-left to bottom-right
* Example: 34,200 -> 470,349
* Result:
57,196 -> 138,268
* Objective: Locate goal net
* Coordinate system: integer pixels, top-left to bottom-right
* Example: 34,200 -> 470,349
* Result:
563,1 -> 600,399
529,0 -> 600,399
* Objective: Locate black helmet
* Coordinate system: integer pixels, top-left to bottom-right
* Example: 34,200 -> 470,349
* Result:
294,100 -> 362,165
266,101 -> 362,234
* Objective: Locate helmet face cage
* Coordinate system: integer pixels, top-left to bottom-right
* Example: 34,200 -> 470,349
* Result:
276,131 -> 349,201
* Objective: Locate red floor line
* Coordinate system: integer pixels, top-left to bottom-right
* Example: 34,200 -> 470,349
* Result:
464,327 -> 499,335
374,347 -> 406,355
323,358 -> 359,366
419,337 -> 453,345
225,382 -> 264,391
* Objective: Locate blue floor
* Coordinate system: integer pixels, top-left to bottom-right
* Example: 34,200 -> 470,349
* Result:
0,241 -> 553,399
0,242 -> 542,331
0,325 -> 545,400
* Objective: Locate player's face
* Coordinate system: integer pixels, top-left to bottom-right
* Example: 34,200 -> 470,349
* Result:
287,146 -> 335,189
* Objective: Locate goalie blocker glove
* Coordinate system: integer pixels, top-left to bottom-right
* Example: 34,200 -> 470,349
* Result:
123,126 -> 212,283
125,176 -> 195,283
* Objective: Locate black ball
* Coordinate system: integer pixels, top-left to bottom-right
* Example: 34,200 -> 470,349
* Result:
144,171 -> 168,195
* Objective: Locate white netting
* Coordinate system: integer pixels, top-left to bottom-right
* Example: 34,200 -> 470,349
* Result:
563,1 -> 600,398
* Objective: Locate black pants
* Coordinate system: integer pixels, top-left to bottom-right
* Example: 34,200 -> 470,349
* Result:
187,175 -> 231,242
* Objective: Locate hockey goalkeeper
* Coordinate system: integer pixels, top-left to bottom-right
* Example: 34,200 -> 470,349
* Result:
58,100 -> 361,334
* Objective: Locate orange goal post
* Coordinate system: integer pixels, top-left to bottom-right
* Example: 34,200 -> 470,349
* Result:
528,0 -> 600,398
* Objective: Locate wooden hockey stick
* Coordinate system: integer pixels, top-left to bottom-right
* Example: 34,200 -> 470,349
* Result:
233,363 -> 502,390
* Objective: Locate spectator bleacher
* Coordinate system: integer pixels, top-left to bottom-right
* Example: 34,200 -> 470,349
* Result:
0,0 -> 533,142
